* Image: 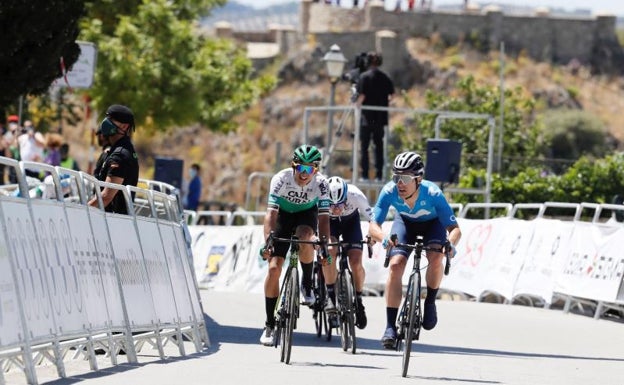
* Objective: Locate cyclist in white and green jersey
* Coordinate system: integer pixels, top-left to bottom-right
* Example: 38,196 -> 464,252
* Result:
259,144 -> 331,346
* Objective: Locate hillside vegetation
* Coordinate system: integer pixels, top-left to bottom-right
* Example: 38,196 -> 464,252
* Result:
67,37 -> 624,208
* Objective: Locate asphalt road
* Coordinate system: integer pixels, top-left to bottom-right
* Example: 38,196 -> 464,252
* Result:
6,291 -> 624,385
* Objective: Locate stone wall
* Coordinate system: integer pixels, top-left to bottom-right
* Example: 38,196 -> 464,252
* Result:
303,1 -> 624,73
215,1 -> 623,76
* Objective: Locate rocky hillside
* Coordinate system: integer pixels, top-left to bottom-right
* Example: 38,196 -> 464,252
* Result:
66,38 -> 624,210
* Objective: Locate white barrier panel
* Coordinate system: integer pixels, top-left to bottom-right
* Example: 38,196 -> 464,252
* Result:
2,199 -> 57,341
88,208 -> 126,327
136,219 -> 179,324
190,226 -> 266,292
30,199 -> 88,335
0,215 -> 24,347
65,204 -> 110,330
171,221 -> 205,323
189,217 -> 624,307
107,214 -> 157,327
189,221 -> 422,294
478,218 -> 534,299
512,218 -> 574,302
555,222 -> 624,302
0,159 -> 208,384
441,218 -> 492,297
159,223 -> 196,323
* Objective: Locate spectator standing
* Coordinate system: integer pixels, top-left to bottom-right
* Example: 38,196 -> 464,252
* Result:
4,116 -> 21,183
44,133 -> 64,167
184,163 -> 202,211
356,51 -> 395,182
17,120 -> 45,179
60,143 -> 80,171
88,104 -> 139,215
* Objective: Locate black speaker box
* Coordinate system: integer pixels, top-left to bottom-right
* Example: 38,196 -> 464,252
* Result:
154,157 -> 184,189
425,139 -> 462,183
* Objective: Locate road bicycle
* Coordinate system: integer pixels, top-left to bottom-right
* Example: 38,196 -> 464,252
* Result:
384,234 -> 451,377
329,238 -> 372,354
265,231 -> 329,364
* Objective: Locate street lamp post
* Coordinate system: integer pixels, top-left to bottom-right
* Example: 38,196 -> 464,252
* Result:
322,44 -> 347,175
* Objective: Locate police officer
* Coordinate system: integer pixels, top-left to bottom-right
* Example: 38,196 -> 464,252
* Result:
88,104 -> 139,214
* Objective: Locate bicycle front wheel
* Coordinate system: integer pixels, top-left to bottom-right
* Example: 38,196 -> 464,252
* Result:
338,270 -> 356,354
281,270 -> 298,364
401,272 -> 421,377
312,261 -> 327,339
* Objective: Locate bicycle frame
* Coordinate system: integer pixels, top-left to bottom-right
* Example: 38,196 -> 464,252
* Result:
384,234 -> 450,377
330,238 -> 372,354
265,232 -> 329,364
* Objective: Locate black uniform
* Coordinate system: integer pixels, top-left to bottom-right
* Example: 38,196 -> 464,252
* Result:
357,67 -> 394,180
96,136 -> 139,214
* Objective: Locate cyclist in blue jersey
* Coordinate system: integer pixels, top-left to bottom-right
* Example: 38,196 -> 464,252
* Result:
368,151 -> 461,349
258,144 -> 331,346
324,176 -> 375,329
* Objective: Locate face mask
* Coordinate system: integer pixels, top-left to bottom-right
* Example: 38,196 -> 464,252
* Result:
189,169 -> 197,178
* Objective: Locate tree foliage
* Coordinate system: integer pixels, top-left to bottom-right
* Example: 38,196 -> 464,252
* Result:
0,0 -> 84,112
541,109 -> 615,170
81,0 -> 275,132
397,75 -> 543,176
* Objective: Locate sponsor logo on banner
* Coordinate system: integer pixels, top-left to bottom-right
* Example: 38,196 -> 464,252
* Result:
202,245 -> 225,285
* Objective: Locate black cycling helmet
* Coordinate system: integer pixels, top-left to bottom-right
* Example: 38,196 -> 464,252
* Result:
392,151 -> 424,176
293,144 -> 322,165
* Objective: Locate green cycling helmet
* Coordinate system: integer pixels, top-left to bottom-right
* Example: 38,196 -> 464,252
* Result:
293,144 -> 322,165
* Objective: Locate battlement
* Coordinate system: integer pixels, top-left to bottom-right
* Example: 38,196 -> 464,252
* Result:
211,1 -> 623,76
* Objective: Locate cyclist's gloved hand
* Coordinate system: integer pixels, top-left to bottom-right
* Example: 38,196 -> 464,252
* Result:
381,237 -> 391,249
446,243 -> 457,258
259,245 -> 271,260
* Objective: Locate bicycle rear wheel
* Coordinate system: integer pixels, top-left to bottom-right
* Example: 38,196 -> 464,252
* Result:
281,270 -> 298,364
401,272 -> 421,377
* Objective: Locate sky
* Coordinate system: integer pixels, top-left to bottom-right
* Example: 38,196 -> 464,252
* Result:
234,0 -> 624,16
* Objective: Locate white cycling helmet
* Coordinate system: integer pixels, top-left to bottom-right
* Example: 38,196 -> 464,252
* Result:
327,176 -> 348,204
393,151 -> 425,176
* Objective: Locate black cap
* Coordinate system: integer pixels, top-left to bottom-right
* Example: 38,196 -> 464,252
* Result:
105,104 -> 134,128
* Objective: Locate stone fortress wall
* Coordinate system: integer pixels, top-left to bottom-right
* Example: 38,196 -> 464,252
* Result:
214,0 -> 623,80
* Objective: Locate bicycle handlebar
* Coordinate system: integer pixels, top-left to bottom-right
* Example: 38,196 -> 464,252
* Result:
383,234 -> 452,275
325,236 -> 373,258
265,231 -> 331,263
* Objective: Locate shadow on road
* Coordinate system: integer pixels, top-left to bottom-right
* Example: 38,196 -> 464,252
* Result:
205,312 -> 624,363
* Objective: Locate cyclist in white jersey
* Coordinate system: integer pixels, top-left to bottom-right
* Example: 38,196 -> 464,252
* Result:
258,144 -> 331,346
324,176 -> 374,329
369,151 -> 461,349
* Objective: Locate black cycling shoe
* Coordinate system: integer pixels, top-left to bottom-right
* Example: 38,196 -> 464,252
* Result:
381,327 -> 397,349
355,303 -> 367,329
422,302 -> 437,330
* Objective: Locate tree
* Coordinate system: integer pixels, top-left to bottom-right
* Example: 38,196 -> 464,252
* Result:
80,0 -> 275,132
398,75 -> 544,176
0,0 -> 84,112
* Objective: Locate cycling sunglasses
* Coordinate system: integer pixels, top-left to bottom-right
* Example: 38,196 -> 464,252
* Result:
330,202 -> 346,210
294,163 -> 317,174
392,174 -> 418,185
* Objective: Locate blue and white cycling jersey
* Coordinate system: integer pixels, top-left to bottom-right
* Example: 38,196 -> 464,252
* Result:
372,179 -> 457,227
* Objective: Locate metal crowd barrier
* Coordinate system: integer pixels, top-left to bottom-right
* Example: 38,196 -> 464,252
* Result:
0,157 -> 208,385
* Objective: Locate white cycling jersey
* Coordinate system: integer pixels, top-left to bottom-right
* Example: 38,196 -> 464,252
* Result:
267,168 -> 330,214
330,183 -> 374,221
